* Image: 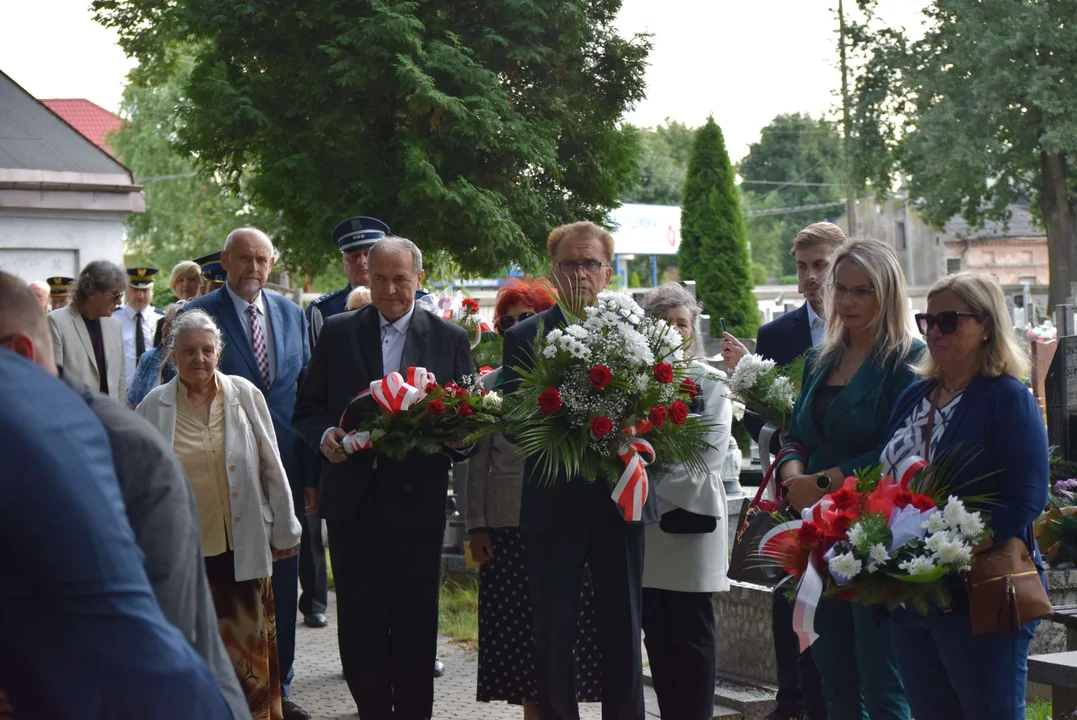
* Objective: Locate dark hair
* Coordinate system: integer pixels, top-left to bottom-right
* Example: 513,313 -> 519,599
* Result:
74,260 -> 126,306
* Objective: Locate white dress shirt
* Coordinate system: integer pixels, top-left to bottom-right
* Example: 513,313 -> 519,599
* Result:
378,305 -> 415,375
806,301 -> 826,347
224,284 -> 276,383
117,303 -> 162,384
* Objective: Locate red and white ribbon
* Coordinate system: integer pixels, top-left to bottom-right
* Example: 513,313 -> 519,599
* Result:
342,431 -> 372,454
894,456 -> 929,489
405,366 -> 437,392
611,420 -> 655,522
470,319 -> 494,350
793,554 -> 825,652
370,371 -> 422,413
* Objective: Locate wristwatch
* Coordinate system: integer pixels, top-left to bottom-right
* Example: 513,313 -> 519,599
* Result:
815,474 -> 831,492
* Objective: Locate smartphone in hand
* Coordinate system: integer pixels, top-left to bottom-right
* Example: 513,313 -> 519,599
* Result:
719,318 -> 727,334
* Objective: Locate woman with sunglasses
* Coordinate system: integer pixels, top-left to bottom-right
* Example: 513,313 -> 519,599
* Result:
466,278 -> 602,718
878,272 -> 1046,720
777,238 -> 923,720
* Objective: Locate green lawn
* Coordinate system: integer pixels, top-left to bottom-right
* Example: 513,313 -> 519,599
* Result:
439,575 -> 479,645
1027,698 -> 1050,720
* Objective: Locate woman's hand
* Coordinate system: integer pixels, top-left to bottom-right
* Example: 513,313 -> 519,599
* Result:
469,532 -> 494,565
783,474 -> 826,512
272,544 -> 300,561
720,332 -> 749,372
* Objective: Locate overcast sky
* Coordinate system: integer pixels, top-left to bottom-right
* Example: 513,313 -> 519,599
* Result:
0,0 -> 928,162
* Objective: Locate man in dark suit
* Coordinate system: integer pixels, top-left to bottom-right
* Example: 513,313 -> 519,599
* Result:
182,227 -> 312,720
501,221 -> 657,720
293,236 -> 473,720
721,221 -> 845,720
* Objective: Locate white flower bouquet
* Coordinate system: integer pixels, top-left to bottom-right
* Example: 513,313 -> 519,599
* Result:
727,352 -> 802,428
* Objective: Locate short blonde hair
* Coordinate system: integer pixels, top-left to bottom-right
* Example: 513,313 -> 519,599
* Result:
817,238 -> 917,368
790,222 -> 847,257
914,272 -> 1029,380
547,221 -> 614,263
346,286 -> 372,310
169,261 -> 202,290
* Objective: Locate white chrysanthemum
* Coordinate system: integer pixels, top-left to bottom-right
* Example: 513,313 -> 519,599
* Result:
868,543 -> 890,571
847,523 -> 866,550
957,511 -> 986,541
766,375 -> 796,413
943,497 -> 969,531
924,530 -> 953,554
934,540 -> 973,568
730,354 -> 774,393
481,392 -> 502,410
828,551 -> 863,582
564,325 -> 588,339
637,374 -> 651,392
921,509 -> 948,535
899,555 -> 937,575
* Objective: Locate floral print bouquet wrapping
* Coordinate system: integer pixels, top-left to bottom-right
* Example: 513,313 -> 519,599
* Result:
502,292 -> 714,521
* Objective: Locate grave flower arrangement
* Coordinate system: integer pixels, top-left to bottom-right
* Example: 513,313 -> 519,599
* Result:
502,291 -> 714,521
338,366 -> 501,460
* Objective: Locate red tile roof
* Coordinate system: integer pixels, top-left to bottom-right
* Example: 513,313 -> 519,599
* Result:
40,99 -> 124,157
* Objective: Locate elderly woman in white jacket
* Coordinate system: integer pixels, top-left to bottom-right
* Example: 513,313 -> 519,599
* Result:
640,283 -> 732,720
137,309 -> 301,720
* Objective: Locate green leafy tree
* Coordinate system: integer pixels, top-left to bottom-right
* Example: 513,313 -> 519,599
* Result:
94,0 -> 650,277
679,118 -> 758,338
738,113 -> 844,279
622,119 -> 696,206
850,0 -> 1077,308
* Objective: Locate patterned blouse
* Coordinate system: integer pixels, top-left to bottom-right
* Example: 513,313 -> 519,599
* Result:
881,390 -> 963,484
127,345 -> 164,408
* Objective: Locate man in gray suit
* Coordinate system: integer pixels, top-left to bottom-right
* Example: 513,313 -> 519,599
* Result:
0,271 -> 251,720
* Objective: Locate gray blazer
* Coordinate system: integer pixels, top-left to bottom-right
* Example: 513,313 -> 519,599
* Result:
465,369 -> 525,531
65,375 -> 252,720
49,304 -> 127,402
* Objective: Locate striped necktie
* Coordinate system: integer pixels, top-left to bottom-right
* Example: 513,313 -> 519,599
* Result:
246,303 -> 271,388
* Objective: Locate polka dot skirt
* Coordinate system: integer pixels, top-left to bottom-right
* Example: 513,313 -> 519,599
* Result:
476,527 -> 602,704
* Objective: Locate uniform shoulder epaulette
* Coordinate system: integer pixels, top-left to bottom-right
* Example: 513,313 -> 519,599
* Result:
313,287 -> 347,306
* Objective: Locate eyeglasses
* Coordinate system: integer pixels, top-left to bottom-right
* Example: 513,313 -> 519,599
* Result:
109,291 -> 124,302
832,285 -> 876,304
498,311 -> 536,333
915,311 -> 985,335
556,260 -> 607,276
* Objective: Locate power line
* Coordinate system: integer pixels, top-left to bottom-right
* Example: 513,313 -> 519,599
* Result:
740,180 -> 842,187
743,199 -> 848,218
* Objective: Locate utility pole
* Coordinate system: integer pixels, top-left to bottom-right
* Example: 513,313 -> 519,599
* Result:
838,0 -> 857,235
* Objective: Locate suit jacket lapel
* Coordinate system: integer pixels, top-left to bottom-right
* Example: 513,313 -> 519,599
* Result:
264,294 -> 286,387
824,353 -> 882,434
70,306 -> 98,373
212,289 -> 261,381
399,307 -> 428,374
353,306 -> 383,381
793,303 -> 812,352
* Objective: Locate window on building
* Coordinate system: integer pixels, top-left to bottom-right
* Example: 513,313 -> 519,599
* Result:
1019,276 -> 1037,285
946,258 -> 962,274
895,221 -> 907,251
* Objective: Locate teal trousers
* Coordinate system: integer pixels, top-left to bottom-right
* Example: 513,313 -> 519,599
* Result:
810,598 -> 910,720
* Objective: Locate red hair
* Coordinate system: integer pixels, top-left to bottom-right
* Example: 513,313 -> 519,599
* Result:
495,277 -> 557,327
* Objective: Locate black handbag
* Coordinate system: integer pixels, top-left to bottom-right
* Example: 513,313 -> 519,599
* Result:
727,446 -> 801,588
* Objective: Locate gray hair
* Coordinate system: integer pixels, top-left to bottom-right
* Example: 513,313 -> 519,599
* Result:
224,227 -> 277,258
74,260 -> 126,306
642,282 -> 705,359
166,308 -> 224,368
369,236 -> 423,276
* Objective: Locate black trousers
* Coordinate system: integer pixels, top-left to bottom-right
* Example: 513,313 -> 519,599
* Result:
298,510 -> 328,616
773,589 -> 827,720
327,511 -> 443,720
527,520 -> 645,720
641,588 -> 716,720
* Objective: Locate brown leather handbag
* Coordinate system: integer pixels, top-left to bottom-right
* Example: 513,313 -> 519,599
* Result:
964,535 -> 1052,635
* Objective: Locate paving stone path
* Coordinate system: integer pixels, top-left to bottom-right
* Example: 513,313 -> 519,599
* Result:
288,595 -> 661,718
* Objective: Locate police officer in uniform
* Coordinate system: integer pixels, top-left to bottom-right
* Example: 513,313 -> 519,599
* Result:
194,252 -> 228,295
46,276 -> 75,311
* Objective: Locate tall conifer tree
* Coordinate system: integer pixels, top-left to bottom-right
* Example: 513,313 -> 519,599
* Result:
678,117 -> 758,337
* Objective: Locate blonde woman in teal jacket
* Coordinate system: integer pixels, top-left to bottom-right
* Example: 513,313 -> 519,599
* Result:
777,239 -> 924,720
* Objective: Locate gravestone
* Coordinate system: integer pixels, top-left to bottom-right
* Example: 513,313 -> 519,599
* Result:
1046,333 -> 1077,461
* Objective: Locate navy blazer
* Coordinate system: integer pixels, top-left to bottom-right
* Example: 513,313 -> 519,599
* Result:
884,373 -> 1049,547
746,303 -> 814,453
182,287 -> 311,490
779,341 -> 924,478
502,305 -> 660,532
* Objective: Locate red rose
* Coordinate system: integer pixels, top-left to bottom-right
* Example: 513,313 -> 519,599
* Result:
457,403 -> 475,418
590,416 -> 614,438
425,382 -> 439,394
589,365 -> 613,390
910,494 -> 936,512
462,298 -> 480,314
538,388 -> 563,414
680,378 -> 699,398
648,405 -> 668,428
894,491 -> 914,509
427,400 -> 446,416
798,521 -> 822,547
478,366 -> 494,377
454,386 -> 468,399
669,400 -> 689,425
828,512 -> 854,538
653,362 -> 674,384
830,487 -> 858,512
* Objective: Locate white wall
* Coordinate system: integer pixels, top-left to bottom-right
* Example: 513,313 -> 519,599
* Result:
0,208 -> 126,283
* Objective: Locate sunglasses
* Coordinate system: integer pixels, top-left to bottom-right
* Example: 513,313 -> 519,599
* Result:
915,311 -> 984,335
498,311 -> 536,333
110,291 -> 124,302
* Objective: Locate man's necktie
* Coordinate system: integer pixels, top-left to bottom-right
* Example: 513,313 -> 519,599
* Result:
247,304 -> 271,388
135,311 -> 145,365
